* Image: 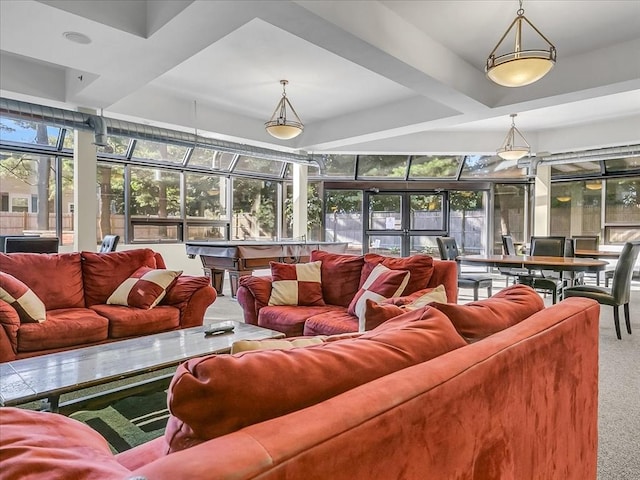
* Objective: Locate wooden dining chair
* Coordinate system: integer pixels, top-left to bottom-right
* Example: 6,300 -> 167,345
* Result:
436,236 -> 492,301
517,236 -> 566,304
565,240 -> 640,339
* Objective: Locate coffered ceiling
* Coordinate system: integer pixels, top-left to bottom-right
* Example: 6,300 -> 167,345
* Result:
1,0 -> 639,156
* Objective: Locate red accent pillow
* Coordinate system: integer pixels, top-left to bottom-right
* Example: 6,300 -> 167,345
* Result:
362,285 -> 448,331
431,284 -> 545,340
107,267 -> 181,309
360,253 -> 435,295
0,272 -> 46,323
310,250 -> 365,307
268,261 -> 325,306
348,264 -> 410,330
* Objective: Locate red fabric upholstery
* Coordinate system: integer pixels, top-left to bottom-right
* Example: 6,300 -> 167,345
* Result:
17,308 -> 109,352
0,272 -> 46,323
310,250 -> 364,307
132,298 -> 599,480
90,304 -> 180,338
431,284 -> 545,340
165,307 -> 466,452
81,249 -> 158,306
0,408 -> 131,480
0,252 -> 85,310
0,300 -> 19,360
303,310 -> 359,336
258,304 -> 344,337
238,275 -> 273,325
359,253 -> 435,295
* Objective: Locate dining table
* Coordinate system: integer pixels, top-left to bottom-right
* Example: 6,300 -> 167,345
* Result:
457,254 -> 608,273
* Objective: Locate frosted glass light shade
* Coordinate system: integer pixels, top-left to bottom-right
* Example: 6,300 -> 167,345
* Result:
265,122 -> 303,140
497,147 -> 530,161
487,56 -> 555,87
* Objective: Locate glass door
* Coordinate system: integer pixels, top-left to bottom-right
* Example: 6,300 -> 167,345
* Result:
364,191 -> 448,257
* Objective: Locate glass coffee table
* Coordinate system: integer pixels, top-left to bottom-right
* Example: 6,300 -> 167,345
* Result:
0,321 -> 284,414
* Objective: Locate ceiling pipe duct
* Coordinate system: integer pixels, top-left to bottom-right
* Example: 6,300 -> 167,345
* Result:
0,98 -> 319,167
86,114 -> 108,147
517,145 -> 640,168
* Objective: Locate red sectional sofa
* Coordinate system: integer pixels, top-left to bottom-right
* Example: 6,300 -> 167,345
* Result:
0,249 -> 216,362
236,250 -> 459,336
0,286 -> 600,479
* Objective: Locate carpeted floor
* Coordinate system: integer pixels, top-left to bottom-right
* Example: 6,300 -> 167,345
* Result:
70,391 -> 168,453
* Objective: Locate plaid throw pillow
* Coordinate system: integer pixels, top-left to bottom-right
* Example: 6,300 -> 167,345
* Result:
348,263 -> 410,331
107,267 -> 181,309
268,261 -> 325,306
0,272 -> 46,323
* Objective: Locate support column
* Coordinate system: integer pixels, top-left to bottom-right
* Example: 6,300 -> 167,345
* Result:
292,164 -> 308,240
74,120 -> 98,252
533,163 -> 551,236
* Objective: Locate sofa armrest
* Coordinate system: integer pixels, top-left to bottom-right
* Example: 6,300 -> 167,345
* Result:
0,300 -> 19,362
236,275 -> 273,325
162,276 -> 217,328
428,260 -> 459,304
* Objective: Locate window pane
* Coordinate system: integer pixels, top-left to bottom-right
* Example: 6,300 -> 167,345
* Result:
460,155 -> 527,179
409,194 -> 445,230
604,177 -> 640,244
450,190 -> 487,255
368,234 -> 402,256
130,167 -> 181,217
284,182 -> 322,241
0,117 -> 60,147
232,178 -> 277,240
493,184 -> 528,254
185,173 -> 227,220
551,161 -> 601,176
132,140 -> 188,163
604,157 -> 640,173
369,194 -> 401,230
323,155 -> 356,177
97,135 -> 132,156
550,180 -> 602,239
60,158 -> 74,246
0,151 -> 56,235
132,224 -> 179,242
189,148 -> 234,170
409,156 -> 462,178
234,156 -> 284,176
324,190 -> 362,253
357,155 -> 407,178
186,225 -> 228,241
97,163 -> 125,244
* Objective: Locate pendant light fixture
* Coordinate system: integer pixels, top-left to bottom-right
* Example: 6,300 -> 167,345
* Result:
486,0 -> 556,87
265,80 -> 304,140
497,114 -> 530,160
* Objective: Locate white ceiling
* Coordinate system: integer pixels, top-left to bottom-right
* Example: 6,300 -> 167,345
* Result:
1,0 -> 639,156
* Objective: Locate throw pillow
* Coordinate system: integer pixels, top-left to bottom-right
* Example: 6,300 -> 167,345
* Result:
348,263 -> 410,331
360,253 -> 435,295
0,272 -> 46,323
430,284 -> 545,341
310,250 -> 365,307
231,336 -> 328,353
106,267 -> 182,309
268,261 -> 325,306
361,285 -> 448,330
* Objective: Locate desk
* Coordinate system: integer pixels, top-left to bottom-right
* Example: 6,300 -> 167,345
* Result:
0,322 -> 284,414
458,255 -> 608,273
186,241 -> 349,297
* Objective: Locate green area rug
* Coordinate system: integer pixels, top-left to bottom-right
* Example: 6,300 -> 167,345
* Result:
70,391 -> 168,453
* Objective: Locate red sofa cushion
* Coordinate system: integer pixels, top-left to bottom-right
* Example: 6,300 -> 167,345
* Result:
0,252 -> 85,310
0,408 -> 131,480
360,253 -> 435,295
303,310 -> 359,336
310,250 -> 365,307
90,304 -> 180,338
17,308 -> 109,352
81,249 -> 159,306
268,261 -> 325,306
348,264 -> 410,321
0,272 -> 46,323
258,304 -> 344,337
164,306 -> 466,453
431,284 -> 545,340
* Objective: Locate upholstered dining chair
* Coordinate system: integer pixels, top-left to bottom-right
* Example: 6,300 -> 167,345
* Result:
516,236 -> 567,304
564,240 -> 640,339
99,234 -> 120,253
3,236 -> 59,253
436,236 -> 492,301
